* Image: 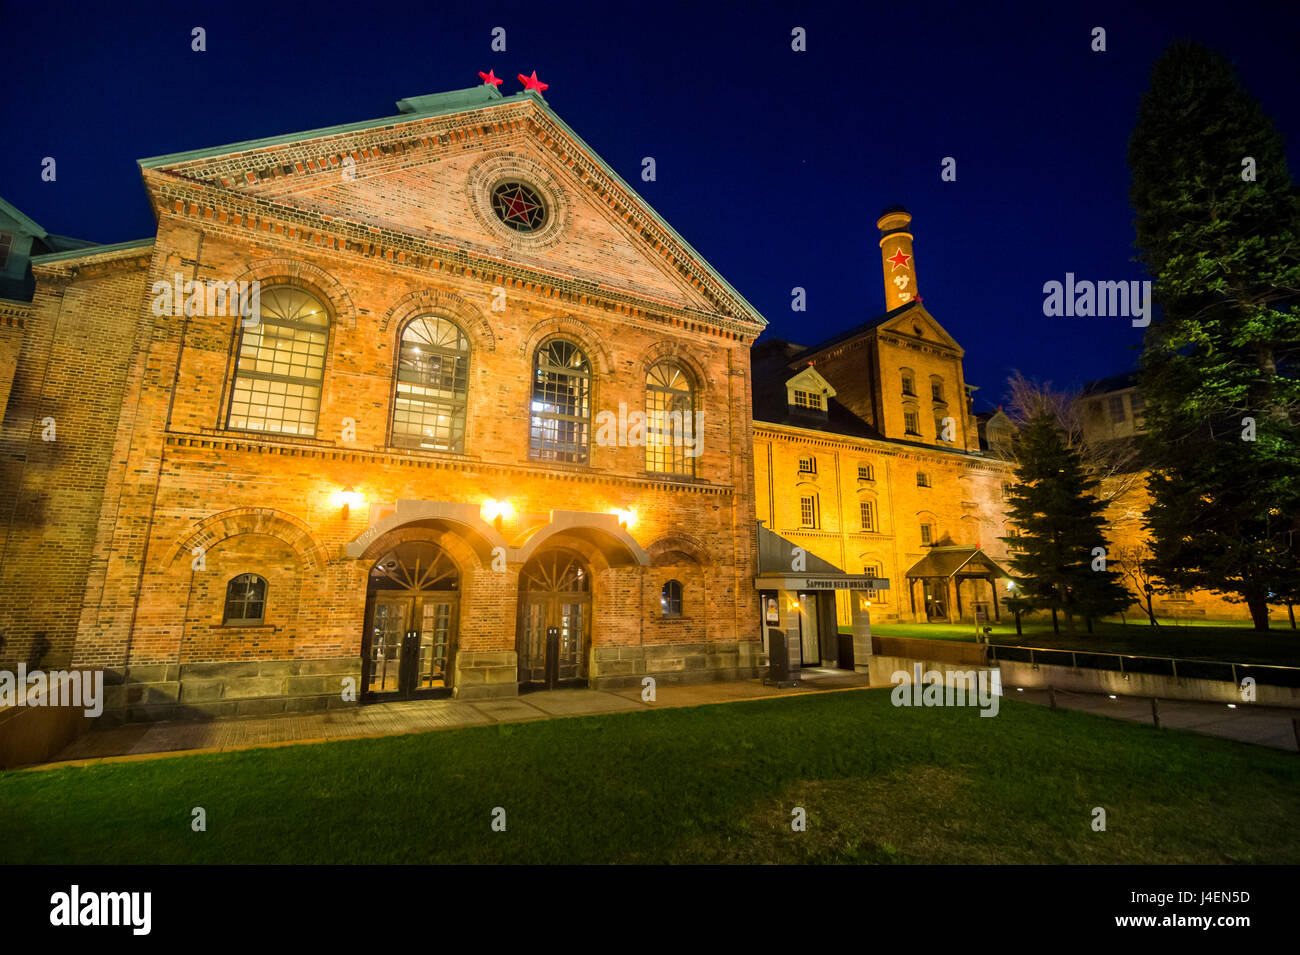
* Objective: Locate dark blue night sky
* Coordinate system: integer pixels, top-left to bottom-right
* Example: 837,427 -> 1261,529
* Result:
3,0 -> 1297,410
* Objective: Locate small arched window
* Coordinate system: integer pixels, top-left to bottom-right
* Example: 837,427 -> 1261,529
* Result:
223,573 -> 267,625
645,362 -> 696,476
661,579 -> 683,617
392,316 -> 470,452
530,339 -> 591,463
227,286 -> 329,436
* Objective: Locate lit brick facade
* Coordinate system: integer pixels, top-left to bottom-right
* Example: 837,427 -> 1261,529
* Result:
0,86 -> 765,719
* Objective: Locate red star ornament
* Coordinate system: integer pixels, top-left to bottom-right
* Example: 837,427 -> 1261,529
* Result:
478,70 -> 503,87
887,247 -> 912,271
518,71 -> 549,93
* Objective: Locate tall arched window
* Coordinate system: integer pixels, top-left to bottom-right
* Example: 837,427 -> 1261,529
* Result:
227,286 -> 329,436
223,573 -> 267,625
530,339 -> 591,463
645,362 -> 695,476
392,316 -> 470,452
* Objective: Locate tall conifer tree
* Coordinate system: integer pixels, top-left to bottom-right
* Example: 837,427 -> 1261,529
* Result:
1000,412 -> 1132,632
1128,41 -> 1300,630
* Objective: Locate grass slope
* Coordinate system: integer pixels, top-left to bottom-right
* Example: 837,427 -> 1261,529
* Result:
2,690 -> 1297,864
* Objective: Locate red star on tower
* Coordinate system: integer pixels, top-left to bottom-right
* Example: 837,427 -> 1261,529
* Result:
478,70 -> 503,87
887,248 -> 912,271
518,71 -> 549,93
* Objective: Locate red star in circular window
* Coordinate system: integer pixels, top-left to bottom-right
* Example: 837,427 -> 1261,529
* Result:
490,181 -> 546,232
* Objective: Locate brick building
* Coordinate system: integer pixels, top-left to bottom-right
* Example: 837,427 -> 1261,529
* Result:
0,85 -> 767,720
752,208 -> 1018,641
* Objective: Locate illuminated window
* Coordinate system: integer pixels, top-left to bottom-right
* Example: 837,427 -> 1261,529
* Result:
858,463 -> 874,481
392,316 -> 469,452
223,574 -> 267,625
661,579 -> 683,617
800,495 -> 819,529
530,339 -> 590,463
798,455 -> 817,474
645,362 -> 695,477
490,180 -> 547,232
793,389 -> 822,410
859,500 -> 876,532
227,286 -> 329,436
917,471 -> 931,487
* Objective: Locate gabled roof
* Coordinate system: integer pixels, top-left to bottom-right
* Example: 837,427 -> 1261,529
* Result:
904,547 -> 1010,580
1082,370 -> 1140,395
0,196 -> 49,239
137,86 -> 766,329
783,365 -> 836,397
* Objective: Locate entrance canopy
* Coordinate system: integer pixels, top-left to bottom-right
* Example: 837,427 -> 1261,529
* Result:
753,524 -> 889,592
903,546 -> 1009,582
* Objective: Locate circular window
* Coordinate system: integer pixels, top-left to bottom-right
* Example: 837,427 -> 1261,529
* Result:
490,181 -> 547,232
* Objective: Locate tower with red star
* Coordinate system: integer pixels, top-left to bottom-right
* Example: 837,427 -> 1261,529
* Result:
877,206 -> 918,310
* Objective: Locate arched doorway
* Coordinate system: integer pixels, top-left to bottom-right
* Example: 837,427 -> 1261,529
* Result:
362,541 -> 460,700
516,549 -> 591,689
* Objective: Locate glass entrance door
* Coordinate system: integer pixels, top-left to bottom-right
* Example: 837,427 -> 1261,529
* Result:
517,550 -> 591,689
362,541 -> 460,701
797,593 -> 820,667
363,594 -> 458,699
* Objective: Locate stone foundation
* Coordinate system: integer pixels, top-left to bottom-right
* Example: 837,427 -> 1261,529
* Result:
452,650 -> 520,700
588,639 -> 767,690
101,657 -> 361,724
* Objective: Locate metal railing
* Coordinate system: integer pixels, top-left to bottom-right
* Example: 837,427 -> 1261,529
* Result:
986,643 -> 1300,689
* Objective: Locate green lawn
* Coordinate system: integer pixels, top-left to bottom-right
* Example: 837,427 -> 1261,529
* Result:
863,619 -> 1300,666
3,690 -> 1298,864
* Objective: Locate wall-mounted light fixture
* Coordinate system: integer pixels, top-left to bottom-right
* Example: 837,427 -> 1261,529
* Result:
337,486 -> 364,518
482,499 -> 514,529
612,508 -> 636,529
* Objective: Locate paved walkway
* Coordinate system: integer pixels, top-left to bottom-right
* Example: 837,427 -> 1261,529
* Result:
22,670 -> 1300,771
29,669 -> 875,770
1008,685 -> 1300,751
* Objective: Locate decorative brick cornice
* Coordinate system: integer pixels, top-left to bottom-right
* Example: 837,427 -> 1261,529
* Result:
0,300 -> 32,329
163,432 -> 737,496
752,421 -> 1014,474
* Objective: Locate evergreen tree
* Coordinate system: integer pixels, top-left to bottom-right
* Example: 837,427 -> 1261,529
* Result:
1129,41 -> 1300,631
999,412 -> 1133,633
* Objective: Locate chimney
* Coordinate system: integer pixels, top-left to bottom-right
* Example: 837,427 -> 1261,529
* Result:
877,205 -> 917,311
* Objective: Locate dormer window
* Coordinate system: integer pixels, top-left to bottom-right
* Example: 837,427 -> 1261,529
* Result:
792,389 -> 822,411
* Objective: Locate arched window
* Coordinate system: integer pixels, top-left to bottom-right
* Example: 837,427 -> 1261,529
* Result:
900,367 -> 916,397
530,339 -> 591,463
223,573 -> 267,625
661,579 -> 683,617
392,316 -> 470,452
645,362 -> 696,476
227,286 -> 329,436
